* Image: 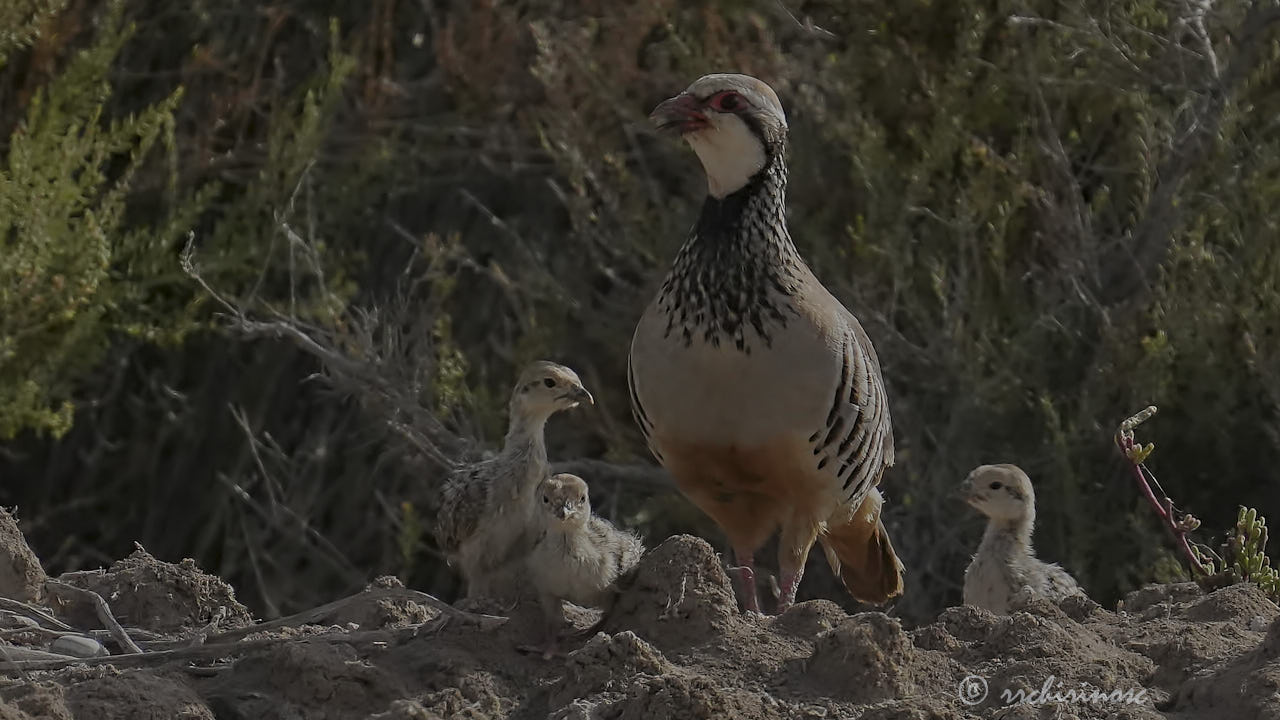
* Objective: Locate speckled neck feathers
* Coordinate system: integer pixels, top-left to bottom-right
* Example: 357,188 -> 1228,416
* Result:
656,147 -> 803,353
979,518 -> 1035,561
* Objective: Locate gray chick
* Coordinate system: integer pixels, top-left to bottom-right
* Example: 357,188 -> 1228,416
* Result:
522,473 -> 644,658
434,362 -> 593,600
961,464 -> 1085,614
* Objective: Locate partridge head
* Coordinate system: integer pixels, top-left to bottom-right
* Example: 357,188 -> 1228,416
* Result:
537,472 -> 591,525
510,361 -> 594,420
651,74 -> 787,198
962,464 -> 1036,526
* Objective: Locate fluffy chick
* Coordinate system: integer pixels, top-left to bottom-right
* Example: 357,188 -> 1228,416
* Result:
522,473 -> 644,658
961,464 -> 1085,614
434,362 -> 593,600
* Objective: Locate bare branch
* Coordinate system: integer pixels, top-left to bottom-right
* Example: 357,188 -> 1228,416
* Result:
0,598 -> 73,632
44,580 -> 143,654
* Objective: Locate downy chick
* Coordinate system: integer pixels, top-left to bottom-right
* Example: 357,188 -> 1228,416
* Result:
435,362 -> 593,600
961,464 -> 1085,614
523,473 -> 644,658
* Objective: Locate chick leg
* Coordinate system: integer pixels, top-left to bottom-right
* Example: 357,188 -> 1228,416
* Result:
576,591 -> 618,639
516,594 -> 566,660
726,547 -> 761,614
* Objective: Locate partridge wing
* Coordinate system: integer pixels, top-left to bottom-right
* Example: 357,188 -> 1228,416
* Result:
808,314 -> 894,507
434,465 -> 488,554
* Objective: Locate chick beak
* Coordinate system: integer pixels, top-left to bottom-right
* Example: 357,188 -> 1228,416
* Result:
555,503 -> 573,521
650,92 -> 709,135
563,385 -> 593,406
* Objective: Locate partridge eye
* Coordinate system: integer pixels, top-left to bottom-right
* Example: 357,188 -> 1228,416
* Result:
989,481 -> 1002,490
543,378 -> 556,388
710,92 -> 742,112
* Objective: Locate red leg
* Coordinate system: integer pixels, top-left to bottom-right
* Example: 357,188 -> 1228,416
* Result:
777,517 -> 819,614
727,549 -> 761,613
777,563 -> 805,613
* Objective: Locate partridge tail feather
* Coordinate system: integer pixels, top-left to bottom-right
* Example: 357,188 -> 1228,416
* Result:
819,488 -> 904,605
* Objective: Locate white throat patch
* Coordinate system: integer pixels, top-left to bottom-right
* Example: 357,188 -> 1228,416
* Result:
684,112 -> 766,199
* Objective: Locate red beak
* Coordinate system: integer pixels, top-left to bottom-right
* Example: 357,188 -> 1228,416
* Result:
650,92 -> 709,134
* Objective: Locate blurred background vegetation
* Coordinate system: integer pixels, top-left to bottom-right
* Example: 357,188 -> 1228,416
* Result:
1,0 -> 1277,624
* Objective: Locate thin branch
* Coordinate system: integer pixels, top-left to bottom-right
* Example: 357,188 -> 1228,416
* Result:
44,581 -> 143,654
1114,406 -> 1209,577
0,598 -> 73,632
772,0 -> 837,40
151,585 -> 505,648
180,234 -> 463,471
223,406 -> 365,585
0,625 -> 413,674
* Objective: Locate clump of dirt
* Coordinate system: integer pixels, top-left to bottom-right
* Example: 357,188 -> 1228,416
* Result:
602,534 -> 742,649
59,667 -> 212,720
1,532 -> 1279,719
55,546 -> 253,634
0,682 -> 71,720
799,612 -> 957,704
0,508 -> 46,603
204,641 -> 404,718
327,576 -> 434,630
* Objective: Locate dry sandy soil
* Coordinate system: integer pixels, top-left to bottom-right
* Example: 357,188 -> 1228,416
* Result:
1,507 -> 1277,720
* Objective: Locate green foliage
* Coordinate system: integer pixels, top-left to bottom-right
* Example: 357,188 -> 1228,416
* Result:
0,0 -> 66,63
1200,507 -> 1280,603
0,1 -> 189,438
0,5 -> 361,440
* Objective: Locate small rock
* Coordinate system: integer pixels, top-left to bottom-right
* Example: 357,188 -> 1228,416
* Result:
50,635 -> 108,659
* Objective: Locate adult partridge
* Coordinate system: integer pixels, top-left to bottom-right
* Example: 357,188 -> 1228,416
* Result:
961,464 -> 1086,614
435,361 -> 593,599
628,73 -> 904,613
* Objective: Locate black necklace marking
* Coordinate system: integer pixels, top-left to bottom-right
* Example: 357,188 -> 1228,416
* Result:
657,149 -> 802,353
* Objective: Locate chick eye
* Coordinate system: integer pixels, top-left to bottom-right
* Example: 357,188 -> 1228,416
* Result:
708,91 -> 743,112
543,378 -> 556,388
989,481 -> 1002,490
542,496 -> 549,504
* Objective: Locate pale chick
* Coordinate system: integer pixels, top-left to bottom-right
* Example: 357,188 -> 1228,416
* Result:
522,473 -> 644,658
434,362 -> 593,600
961,464 -> 1086,614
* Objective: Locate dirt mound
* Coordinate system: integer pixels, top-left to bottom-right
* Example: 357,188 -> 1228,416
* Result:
0,682 -> 71,720
0,533 -> 1278,718
61,667 -> 213,720
55,546 -> 253,634
602,534 -> 741,648
0,508 -> 46,603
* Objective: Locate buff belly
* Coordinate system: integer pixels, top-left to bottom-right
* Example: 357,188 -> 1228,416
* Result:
629,303 -> 846,547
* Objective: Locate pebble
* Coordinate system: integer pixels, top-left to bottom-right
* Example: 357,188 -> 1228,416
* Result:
50,635 -> 109,658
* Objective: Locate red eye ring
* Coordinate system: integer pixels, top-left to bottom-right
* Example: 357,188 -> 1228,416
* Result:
707,91 -> 744,112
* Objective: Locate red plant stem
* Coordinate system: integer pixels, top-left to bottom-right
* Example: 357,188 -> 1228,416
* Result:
1118,435 -> 1207,578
